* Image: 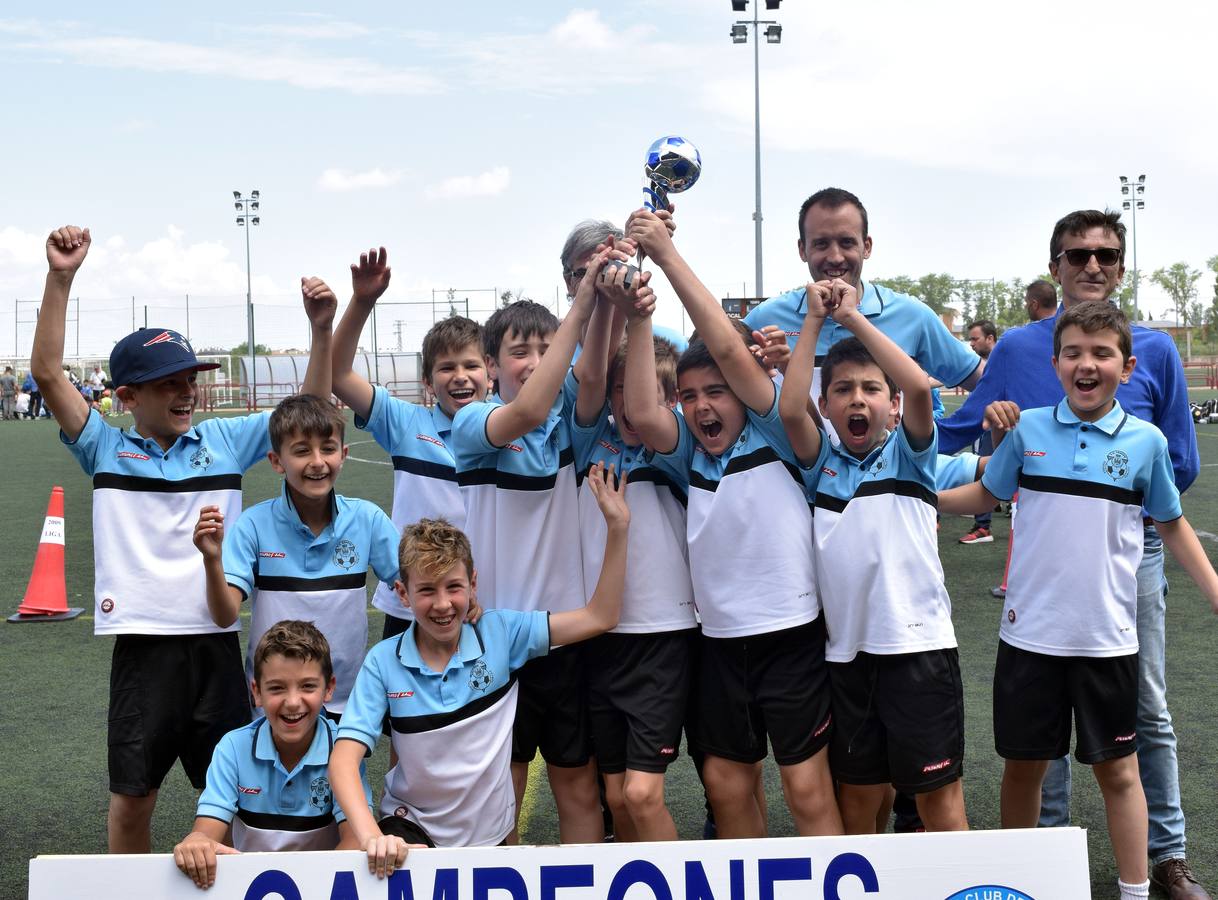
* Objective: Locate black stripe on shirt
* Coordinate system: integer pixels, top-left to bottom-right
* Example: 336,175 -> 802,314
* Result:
1019,473 -> 1143,507
626,466 -> 689,507
457,446 -> 575,492
390,676 -> 516,734
815,478 -> 938,514
93,472 -> 242,493
254,573 -> 368,592
392,456 -> 458,482
689,445 -> 802,493
236,808 -> 336,832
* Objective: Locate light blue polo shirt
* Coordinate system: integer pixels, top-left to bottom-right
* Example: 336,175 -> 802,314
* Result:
982,399 -> 1181,657
197,715 -> 372,851
450,373 -> 583,614
62,409 -> 270,635
338,610 -> 550,847
570,406 -> 696,633
936,452 -> 980,490
357,386 -> 465,621
648,385 -> 818,638
807,426 -> 955,662
744,281 -> 980,387
223,487 -> 401,712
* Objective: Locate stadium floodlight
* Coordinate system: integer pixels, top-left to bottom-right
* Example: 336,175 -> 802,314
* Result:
231,190 -> 262,400
251,190 -> 260,199
731,0 -> 784,299
232,190 -> 241,199
1116,174 -> 1147,317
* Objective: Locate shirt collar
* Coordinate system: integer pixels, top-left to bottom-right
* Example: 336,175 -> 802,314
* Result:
1053,397 -> 1127,435
430,403 -> 454,436
252,714 -> 335,775
397,622 -> 483,673
832,428 -> 891,469
125,422 -> 201,449
275,481 -> 339,537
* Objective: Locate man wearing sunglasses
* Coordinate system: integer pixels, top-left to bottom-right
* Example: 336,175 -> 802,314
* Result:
938,209 -> 1205,900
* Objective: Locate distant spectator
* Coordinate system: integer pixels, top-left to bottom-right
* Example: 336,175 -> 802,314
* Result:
23,370 -> 44,418
1,366 -> 17,420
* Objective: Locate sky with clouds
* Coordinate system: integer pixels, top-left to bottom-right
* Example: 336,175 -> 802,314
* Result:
2,0 -> 1216,357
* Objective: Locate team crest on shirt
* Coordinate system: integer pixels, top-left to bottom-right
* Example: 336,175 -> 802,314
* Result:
309,776 -> 332,809
189,446 -> 213,470
870,457 -> 886,474
333,539 -> 359,570
1103,449 -> 1129,481
469,659 -> 494,692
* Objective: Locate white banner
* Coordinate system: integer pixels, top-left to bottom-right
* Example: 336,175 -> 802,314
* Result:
28,829 -> 1090,900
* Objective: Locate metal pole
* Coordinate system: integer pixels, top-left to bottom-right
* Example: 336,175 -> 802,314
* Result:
1129,197 -> 1139,317
132,296 -> 136,331
371,304 -> 380,384
752,5 -> 764,300
185,293 -> 190,340
244,209 -> 255,406
143,305 -> 148,329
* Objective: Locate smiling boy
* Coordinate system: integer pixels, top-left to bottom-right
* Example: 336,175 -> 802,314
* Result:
940,302 -> 1218,900
331,247 -> 489,642
329,462 -> 629,856
30,226 -> 333,853
172,621 -> 374,890
778,278 -> 967,835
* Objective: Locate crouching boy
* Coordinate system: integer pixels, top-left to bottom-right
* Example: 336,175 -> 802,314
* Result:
328,462 -> 629,866
173,621 -> 374,889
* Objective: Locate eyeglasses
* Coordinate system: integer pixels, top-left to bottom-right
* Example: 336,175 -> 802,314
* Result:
563,266 -> 588,283
1055,247 -> 1121,267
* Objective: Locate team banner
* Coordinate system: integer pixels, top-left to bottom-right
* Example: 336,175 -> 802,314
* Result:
29,828 -> 1090,900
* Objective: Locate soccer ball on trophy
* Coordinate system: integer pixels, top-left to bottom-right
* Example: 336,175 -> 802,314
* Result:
642,135 -> 702,212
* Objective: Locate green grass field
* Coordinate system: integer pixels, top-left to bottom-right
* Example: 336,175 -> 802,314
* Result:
3,396 -> 1217,900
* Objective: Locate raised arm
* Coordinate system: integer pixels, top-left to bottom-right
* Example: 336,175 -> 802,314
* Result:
193,506 -> 243,627
623,312 -> 679,454
627,210 -> 774,415
301,277 -> 337,400
483,248 -> 611,447
332,248 -> 392,421
830,279 -> 934,450
778,283 -> 829,466
549,463 -> 629,645
1156,516 -> 1218,614
31,226 -> 92,440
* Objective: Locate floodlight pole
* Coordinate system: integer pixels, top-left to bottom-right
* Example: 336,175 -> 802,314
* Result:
1118,174 -> 1146,318
233,190 -> 260,405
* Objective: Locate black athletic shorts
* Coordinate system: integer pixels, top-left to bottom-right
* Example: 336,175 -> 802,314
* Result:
108,632 -> 251,796
829,648 -> 964,793
695,618 -> 832,766
511,644 -> 592,767
381,613 -> 411,641
993,641 -> 1138,765
378,814 -> 436,847
586,629 -> 695,774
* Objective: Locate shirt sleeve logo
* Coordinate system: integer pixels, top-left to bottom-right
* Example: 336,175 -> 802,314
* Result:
1103,449 -> 1129,480
189,446 -> 214,470
333,539 -> 359,570
309,775 -> 332,809
469,659 -> 494,692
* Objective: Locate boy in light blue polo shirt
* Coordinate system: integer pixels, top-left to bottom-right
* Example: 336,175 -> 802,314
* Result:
173,621 -> 374,890
940,302 -> 1218,900
195,392 -> 401,715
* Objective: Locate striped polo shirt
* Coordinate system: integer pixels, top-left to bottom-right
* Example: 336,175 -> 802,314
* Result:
62,409 -> 270,635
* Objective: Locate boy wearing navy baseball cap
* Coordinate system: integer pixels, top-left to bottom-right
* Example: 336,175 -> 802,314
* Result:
30,225 -> 338,855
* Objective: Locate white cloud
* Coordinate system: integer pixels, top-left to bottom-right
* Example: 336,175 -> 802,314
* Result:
318,167 -> 404,192
235,21 -> 373,41
425,166 -> 511,200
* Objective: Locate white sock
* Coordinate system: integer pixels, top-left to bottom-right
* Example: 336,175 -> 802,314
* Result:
1118,878 -> 1149,899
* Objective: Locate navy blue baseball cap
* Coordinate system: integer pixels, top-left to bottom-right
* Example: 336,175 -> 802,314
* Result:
109,328 -> 220,387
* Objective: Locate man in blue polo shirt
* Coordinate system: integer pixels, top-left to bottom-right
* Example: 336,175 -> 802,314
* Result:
744,187 -> 983,402
937,210 -> 1206,900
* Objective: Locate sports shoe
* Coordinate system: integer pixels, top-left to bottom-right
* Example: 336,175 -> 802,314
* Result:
990,586 -> 1006,599
959,526 -> 994,544
1151,858 -> 1211,899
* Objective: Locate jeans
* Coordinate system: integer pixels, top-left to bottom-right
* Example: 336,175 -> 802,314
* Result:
1038,526 -> 1186,863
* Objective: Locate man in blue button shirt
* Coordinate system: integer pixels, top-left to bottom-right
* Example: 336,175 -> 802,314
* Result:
937,209 -> 1206,900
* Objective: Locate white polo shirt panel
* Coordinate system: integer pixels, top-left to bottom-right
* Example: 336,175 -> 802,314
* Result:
357,386 -> 464,620
63,409 -> 270,635
649,386 -> 818,638
224,488 -> 401,712
810,426 -> 956,662
571,407 -> 696,633
196,716 -> 371,852
451,373 -> 584,614
982,400 -> 1182,657
337,610 -> 550,847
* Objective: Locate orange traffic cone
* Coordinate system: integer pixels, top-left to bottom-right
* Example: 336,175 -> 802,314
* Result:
8,486 -> 83,623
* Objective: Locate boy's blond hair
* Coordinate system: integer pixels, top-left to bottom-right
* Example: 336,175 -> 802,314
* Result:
252,619 -> 334,683
399,518 -> 475,586
608,336 -> 678,402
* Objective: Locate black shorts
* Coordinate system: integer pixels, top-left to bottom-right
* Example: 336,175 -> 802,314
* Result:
829,648 -> 964,793
381,613 -> 411,641
512,644 -> 592,767
993,641 -> 1138,765
695,618 -> 832,766
378,814 -> 436,847
108,632 -> 251,796
586,629 -> 695,774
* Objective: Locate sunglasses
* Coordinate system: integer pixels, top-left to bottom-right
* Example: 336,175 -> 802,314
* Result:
1055,247 -> 1121,267
564,266 -> 588,282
